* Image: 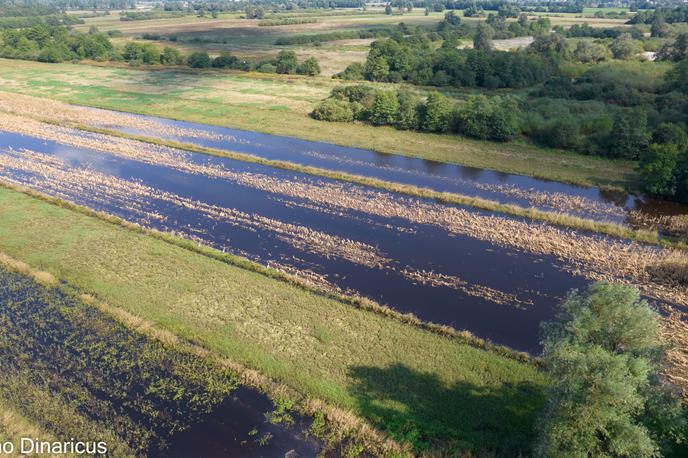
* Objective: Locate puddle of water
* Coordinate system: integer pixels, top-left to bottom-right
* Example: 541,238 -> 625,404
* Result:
0,267 -> 320,457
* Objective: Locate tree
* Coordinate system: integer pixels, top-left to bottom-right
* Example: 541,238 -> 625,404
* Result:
296,57 -> 321,76
395,92 -> 421,130
275,50 -> 298,74
607,110 -> 650,159
650,19 -> 670,38
363,54 -> 389,81
529,33 -> 569,58
473,23 -> 493,50
535,282 -> 687,458
384,4 -> 392,15
666,59 -> 688,94
421,92 -> 453,132
611,33 -> 640,59
369,90 -> 399,126
438,11 -> 460,31
573,41 -> 611,63
453,95 -> 520,141
37,44 -> 70,63
187,51 -> 212,68
639,143 -> 680,197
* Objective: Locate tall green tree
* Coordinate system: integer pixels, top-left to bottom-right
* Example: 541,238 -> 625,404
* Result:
421,92 -> 453,132
369,90 -> 399,126
607,110 -> 650,159
473,23 -> 493,50
535,282 -> 686,458
275,50 -> 298,74
639,143 -> 680,197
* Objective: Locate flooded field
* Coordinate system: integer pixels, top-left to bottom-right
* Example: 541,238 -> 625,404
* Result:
1,94 -> 686,231
0,267 -> 320,457
1,123 -> 686,354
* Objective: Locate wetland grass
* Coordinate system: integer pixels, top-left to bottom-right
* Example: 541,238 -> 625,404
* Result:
0,68 -> 637,190
0,184 -> 548,455
0,107 -> 681,251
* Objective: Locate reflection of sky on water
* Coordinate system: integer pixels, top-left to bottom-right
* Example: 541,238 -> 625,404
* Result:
0,128 -> 598,353
85,107 -> 688,224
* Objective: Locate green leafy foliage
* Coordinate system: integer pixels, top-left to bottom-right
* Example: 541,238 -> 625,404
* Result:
187,51 -> 212,68
535,282 -> 687,458
1,24 -> 112,62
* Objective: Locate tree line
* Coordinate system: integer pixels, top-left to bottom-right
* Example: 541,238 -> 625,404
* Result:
335,15 -> 554,89
315,55 -> 688,202
311,84 -> 520,142
0,25 -> 321,76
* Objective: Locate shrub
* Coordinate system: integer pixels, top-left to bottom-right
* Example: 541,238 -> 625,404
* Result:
160,46 -> 182,65
122,42 -> 159,64
212,53 -> 238,68
187,51 -> 212,68
310,99 -> 354,122
296,57 -> 321,76
334,62 -> 364,80
257,62 -> 276,73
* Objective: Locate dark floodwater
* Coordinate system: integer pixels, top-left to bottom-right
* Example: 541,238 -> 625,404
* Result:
0,267 -> 320,458
0,130 -> 595,353
94,108 -> 688,225
158,387 -> 318,458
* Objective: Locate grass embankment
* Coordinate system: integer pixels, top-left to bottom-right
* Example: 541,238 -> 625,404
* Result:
0,185 -> 548,455
0,60 -> 637,190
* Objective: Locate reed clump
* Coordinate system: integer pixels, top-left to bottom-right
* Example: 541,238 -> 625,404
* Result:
647,254 -> 688,287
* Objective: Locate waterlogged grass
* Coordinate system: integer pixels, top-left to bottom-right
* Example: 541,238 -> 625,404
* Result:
0,60 -> 638,190
0,186 -> 548,455
0,267 -> 240,456
74,123 -> 673,248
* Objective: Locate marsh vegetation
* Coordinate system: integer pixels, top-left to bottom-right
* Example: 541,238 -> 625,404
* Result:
0,0 -> 687,455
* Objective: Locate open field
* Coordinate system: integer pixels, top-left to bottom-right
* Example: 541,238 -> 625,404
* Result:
70,8 -> 630,75
0,59 -> 639,190
0,185 -> 549,455
75,9 -> 445,75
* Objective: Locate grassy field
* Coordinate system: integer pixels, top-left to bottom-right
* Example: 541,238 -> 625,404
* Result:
70,8 -> 630,75
75,9 -> 445,75
0,185 -> 548,455
0,58 -> 638,190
